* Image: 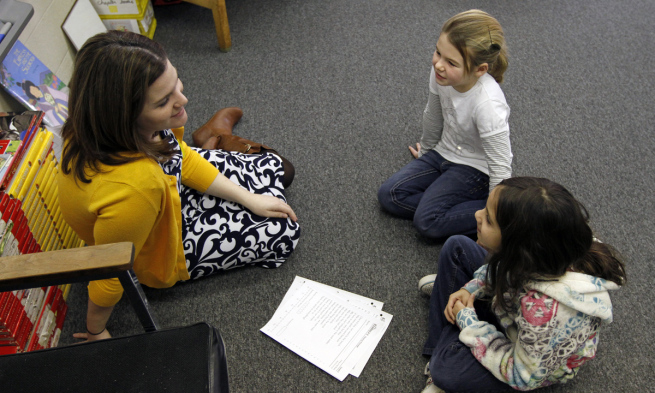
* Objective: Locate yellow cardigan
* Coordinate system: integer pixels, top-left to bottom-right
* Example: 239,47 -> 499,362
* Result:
57,128 -> 219,307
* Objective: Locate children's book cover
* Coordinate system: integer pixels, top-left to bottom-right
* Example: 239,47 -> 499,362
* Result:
0,41 -> 69,129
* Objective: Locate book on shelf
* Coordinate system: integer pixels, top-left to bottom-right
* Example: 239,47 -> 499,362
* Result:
13,287 -> 41,349
8,127 -> 53,200
0,290 -> 16,334
0,292 -> 9,324
26,285 -> 61,352
0,41 -> 69,129
1,198 -> 25,257
22,153 -> 52,233
49,292 -> 68,348
13,208 -> 30,254
0,194 -> 18,256
0,111 -> 44,192
3,290 -> 24,339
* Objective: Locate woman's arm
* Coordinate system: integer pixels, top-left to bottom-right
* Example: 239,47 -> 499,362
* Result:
205,172 -> 297,221
175,129 -> 297,221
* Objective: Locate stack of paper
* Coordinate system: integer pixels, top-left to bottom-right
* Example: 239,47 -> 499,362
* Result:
261,276 -> 393,381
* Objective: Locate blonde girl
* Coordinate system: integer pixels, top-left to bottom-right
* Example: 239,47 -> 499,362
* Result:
378,10 -> 512,240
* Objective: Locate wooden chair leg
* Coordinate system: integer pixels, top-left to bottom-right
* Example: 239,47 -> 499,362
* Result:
182,0 -> 232,52
118,269 -> 160,332
212,0 -> 232,52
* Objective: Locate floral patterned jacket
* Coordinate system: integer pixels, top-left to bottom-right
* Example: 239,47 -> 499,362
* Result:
457,265 -> 619,390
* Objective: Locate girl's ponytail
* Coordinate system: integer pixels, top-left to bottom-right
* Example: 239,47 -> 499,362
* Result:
488,45 -> 508,84
574,241 -> 626,286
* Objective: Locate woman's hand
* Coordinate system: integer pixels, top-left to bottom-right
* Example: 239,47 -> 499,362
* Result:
244,194 -> 298,222
445,288 -> 471,324
73,328 -> 112,342
409,143 -> 421,159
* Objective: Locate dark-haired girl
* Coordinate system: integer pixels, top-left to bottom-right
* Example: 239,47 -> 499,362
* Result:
419,177 -> 626,393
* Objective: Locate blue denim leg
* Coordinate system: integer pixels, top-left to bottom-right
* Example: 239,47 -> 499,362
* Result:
422,235 -> 509,393
377,150 -> 445,219
412,160 -> 489,239
377,151 -> 489,238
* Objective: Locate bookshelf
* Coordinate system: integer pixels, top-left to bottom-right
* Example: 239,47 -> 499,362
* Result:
0,111 -> 84,354
0,0 -> 33,63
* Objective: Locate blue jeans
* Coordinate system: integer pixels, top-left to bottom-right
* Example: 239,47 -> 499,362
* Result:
423,235 -> 510,393
377,151 -> 489,239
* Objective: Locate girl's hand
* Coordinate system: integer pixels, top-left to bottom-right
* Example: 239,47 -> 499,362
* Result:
408,143 -> 421,159
73,329 -> 112,343
445,288 -> 471,324
245,194 -> 298,222
451,293 -> 476,323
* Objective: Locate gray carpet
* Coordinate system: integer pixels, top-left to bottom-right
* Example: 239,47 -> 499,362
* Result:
59,0 -> 655,392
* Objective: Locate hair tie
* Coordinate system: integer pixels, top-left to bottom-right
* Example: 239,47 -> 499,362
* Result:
488,27 -> 501,53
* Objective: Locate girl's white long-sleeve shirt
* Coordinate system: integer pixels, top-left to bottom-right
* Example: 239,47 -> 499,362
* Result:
419,70 -> 513,190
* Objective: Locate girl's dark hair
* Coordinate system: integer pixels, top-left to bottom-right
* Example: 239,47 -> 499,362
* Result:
442,9 -> 508,83
486,177 -> 626,311
61,30 -> 174,183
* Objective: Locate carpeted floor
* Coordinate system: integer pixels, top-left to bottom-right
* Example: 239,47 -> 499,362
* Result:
60,0 -> 655,391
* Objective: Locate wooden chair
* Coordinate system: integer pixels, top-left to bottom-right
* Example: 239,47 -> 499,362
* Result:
0,242 -> 230,392
182,0 -> 232,52
0,242 -> 159,331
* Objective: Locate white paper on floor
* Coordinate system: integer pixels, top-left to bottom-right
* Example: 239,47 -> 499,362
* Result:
261,276 -> 393,381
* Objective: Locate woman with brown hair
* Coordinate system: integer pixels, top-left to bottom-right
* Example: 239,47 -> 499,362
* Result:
57,30 -> 300,340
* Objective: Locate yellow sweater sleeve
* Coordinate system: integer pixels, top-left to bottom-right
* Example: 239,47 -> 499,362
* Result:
87,171 -> 162,307
86,128 -> 209,307
172,127 -> 219,192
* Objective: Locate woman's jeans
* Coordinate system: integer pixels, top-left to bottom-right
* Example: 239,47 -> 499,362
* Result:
423,235 -> 510,393
377,150 -> 489,239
